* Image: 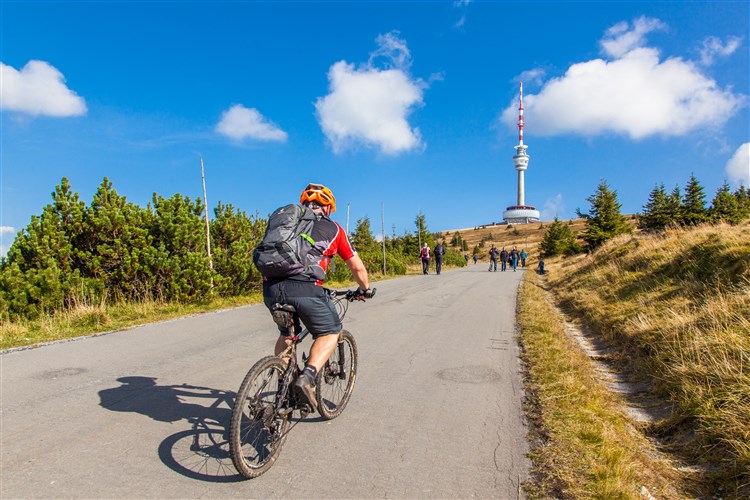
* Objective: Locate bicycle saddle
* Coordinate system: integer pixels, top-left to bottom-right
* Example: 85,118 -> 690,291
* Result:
272,303 -> 297,313
271,303 -> 297,330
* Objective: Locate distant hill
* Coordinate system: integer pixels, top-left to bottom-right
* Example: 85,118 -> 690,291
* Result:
440,217 -> 609,261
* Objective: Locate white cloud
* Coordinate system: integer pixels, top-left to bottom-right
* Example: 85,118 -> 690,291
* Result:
699,36 -> 742,66
540,194 -> 564,221
0,60 -> 87,117
500,18 -> 746,139
453,0 -> 472,28
600,16 -> 666,58
368,31 -> 412,70
726,143 -> 750,187
517,68 -> 546,87
315,31 -> 425,155
215,104 -> 287,142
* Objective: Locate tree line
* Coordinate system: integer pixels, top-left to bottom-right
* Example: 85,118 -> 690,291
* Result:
0,178 -> 463,321
3,174 -> 746,321
540,175 -> 750,258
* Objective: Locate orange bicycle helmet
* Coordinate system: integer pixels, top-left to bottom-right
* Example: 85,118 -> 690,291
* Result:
300,183 -> 336,213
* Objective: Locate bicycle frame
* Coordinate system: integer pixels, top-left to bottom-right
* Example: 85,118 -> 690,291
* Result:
271,289 -> 359,416
229,287 -> 374,478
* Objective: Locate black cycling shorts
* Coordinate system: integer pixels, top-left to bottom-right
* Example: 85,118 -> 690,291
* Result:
262,279 -> 342,338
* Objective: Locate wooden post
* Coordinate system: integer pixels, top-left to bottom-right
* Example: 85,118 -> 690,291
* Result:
381,202 -> 387,275
200,157 -> 214,293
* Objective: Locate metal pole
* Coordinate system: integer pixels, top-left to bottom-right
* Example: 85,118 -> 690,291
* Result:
200,156 -> 214,293
381,202 -> 386,275
418,210 -> 422,248
346,203 -> 350,236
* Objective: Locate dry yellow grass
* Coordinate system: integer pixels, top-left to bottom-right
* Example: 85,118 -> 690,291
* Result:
545,221 -> 750,498
519,271 -> 683,499
0,294 -> 265,350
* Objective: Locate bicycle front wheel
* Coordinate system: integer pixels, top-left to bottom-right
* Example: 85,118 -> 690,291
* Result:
229,356 -> 290,479
316,330 -> 358,420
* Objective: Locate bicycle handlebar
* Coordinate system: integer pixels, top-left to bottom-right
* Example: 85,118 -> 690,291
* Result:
329,287 -> 377,301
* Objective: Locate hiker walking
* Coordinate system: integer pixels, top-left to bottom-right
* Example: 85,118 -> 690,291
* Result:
500,247 -> 509,272
510,246 -> 519,272
420,242 -> 431,274
434,242 -> 446,275
488,245 -> 499,272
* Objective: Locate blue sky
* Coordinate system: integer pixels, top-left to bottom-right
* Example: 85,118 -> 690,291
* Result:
2,1 -> 749,256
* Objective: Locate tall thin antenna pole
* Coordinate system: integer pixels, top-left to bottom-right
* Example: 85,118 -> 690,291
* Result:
346,203 -> 350,235
381,202 -> 386,275
200,156 -> 214,292
418,209 -> 422,248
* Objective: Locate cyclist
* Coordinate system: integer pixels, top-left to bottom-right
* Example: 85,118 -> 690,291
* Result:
262,183 -> 371,412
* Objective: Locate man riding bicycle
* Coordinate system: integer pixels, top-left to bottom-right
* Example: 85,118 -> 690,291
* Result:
261,183 -> 371,412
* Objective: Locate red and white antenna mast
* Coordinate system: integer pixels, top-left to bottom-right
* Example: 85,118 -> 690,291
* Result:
518,82 -> 525,146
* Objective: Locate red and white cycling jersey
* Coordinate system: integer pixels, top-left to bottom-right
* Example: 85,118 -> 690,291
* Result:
298,216 -> 356,285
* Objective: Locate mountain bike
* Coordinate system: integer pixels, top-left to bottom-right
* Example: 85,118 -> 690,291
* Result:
229,287 -> 375,479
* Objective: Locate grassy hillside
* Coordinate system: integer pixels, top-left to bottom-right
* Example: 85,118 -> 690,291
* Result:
443,218 -> 592,263
533,221 -> 750,498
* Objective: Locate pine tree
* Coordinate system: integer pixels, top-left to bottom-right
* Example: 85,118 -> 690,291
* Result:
2,178 -> 87,317
665,185 -> 682,225
735,185 -> 750,221
709,181 -> 743,225
413,212 -> 432,255
150,193 -> 213,301
210,203 -> 265,296
577,180 -> 632,250
638,183 -> 670,231
681,174 -> 708,226
350,216 -> 378,253
540,217 -> 582,257
78,178 -> 153,302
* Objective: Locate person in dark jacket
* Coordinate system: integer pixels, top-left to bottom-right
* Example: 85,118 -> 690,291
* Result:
434,242 -> 446,275
510,246 -> 519,272
500,247 -> 509,272
488,245 -> 499,272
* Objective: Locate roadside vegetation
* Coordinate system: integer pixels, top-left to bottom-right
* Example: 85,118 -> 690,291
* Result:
519,269 -> 682,498
520,221 -> 750,498
0,177 -> 464,349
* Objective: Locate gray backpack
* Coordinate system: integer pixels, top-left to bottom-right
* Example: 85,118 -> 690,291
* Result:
253,204 -> 318,278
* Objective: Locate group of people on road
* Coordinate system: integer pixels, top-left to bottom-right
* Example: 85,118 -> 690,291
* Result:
420,240 -> 541,276
487,245 -> 526,272
420,241 -> 446,275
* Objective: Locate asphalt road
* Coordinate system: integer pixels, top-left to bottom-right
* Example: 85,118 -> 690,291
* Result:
1,263 -> 529,499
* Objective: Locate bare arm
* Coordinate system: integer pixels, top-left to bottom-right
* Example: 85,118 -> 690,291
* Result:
344,254 -> 370,291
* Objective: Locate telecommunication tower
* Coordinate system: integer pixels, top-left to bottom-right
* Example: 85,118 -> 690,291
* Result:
503,82 -> 540,224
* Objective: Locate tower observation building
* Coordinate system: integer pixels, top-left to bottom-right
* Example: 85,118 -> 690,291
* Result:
503,82 -> 540,224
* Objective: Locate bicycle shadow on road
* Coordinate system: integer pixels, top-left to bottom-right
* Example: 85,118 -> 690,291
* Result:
98,376 -> 244,483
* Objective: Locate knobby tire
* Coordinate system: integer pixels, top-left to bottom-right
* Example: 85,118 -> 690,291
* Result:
229,356 -> 290,479
316,330 -> 358,420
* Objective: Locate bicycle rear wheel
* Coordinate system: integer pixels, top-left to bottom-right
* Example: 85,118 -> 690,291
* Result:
316,330 -> 358,420
229,356 -> 290,478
